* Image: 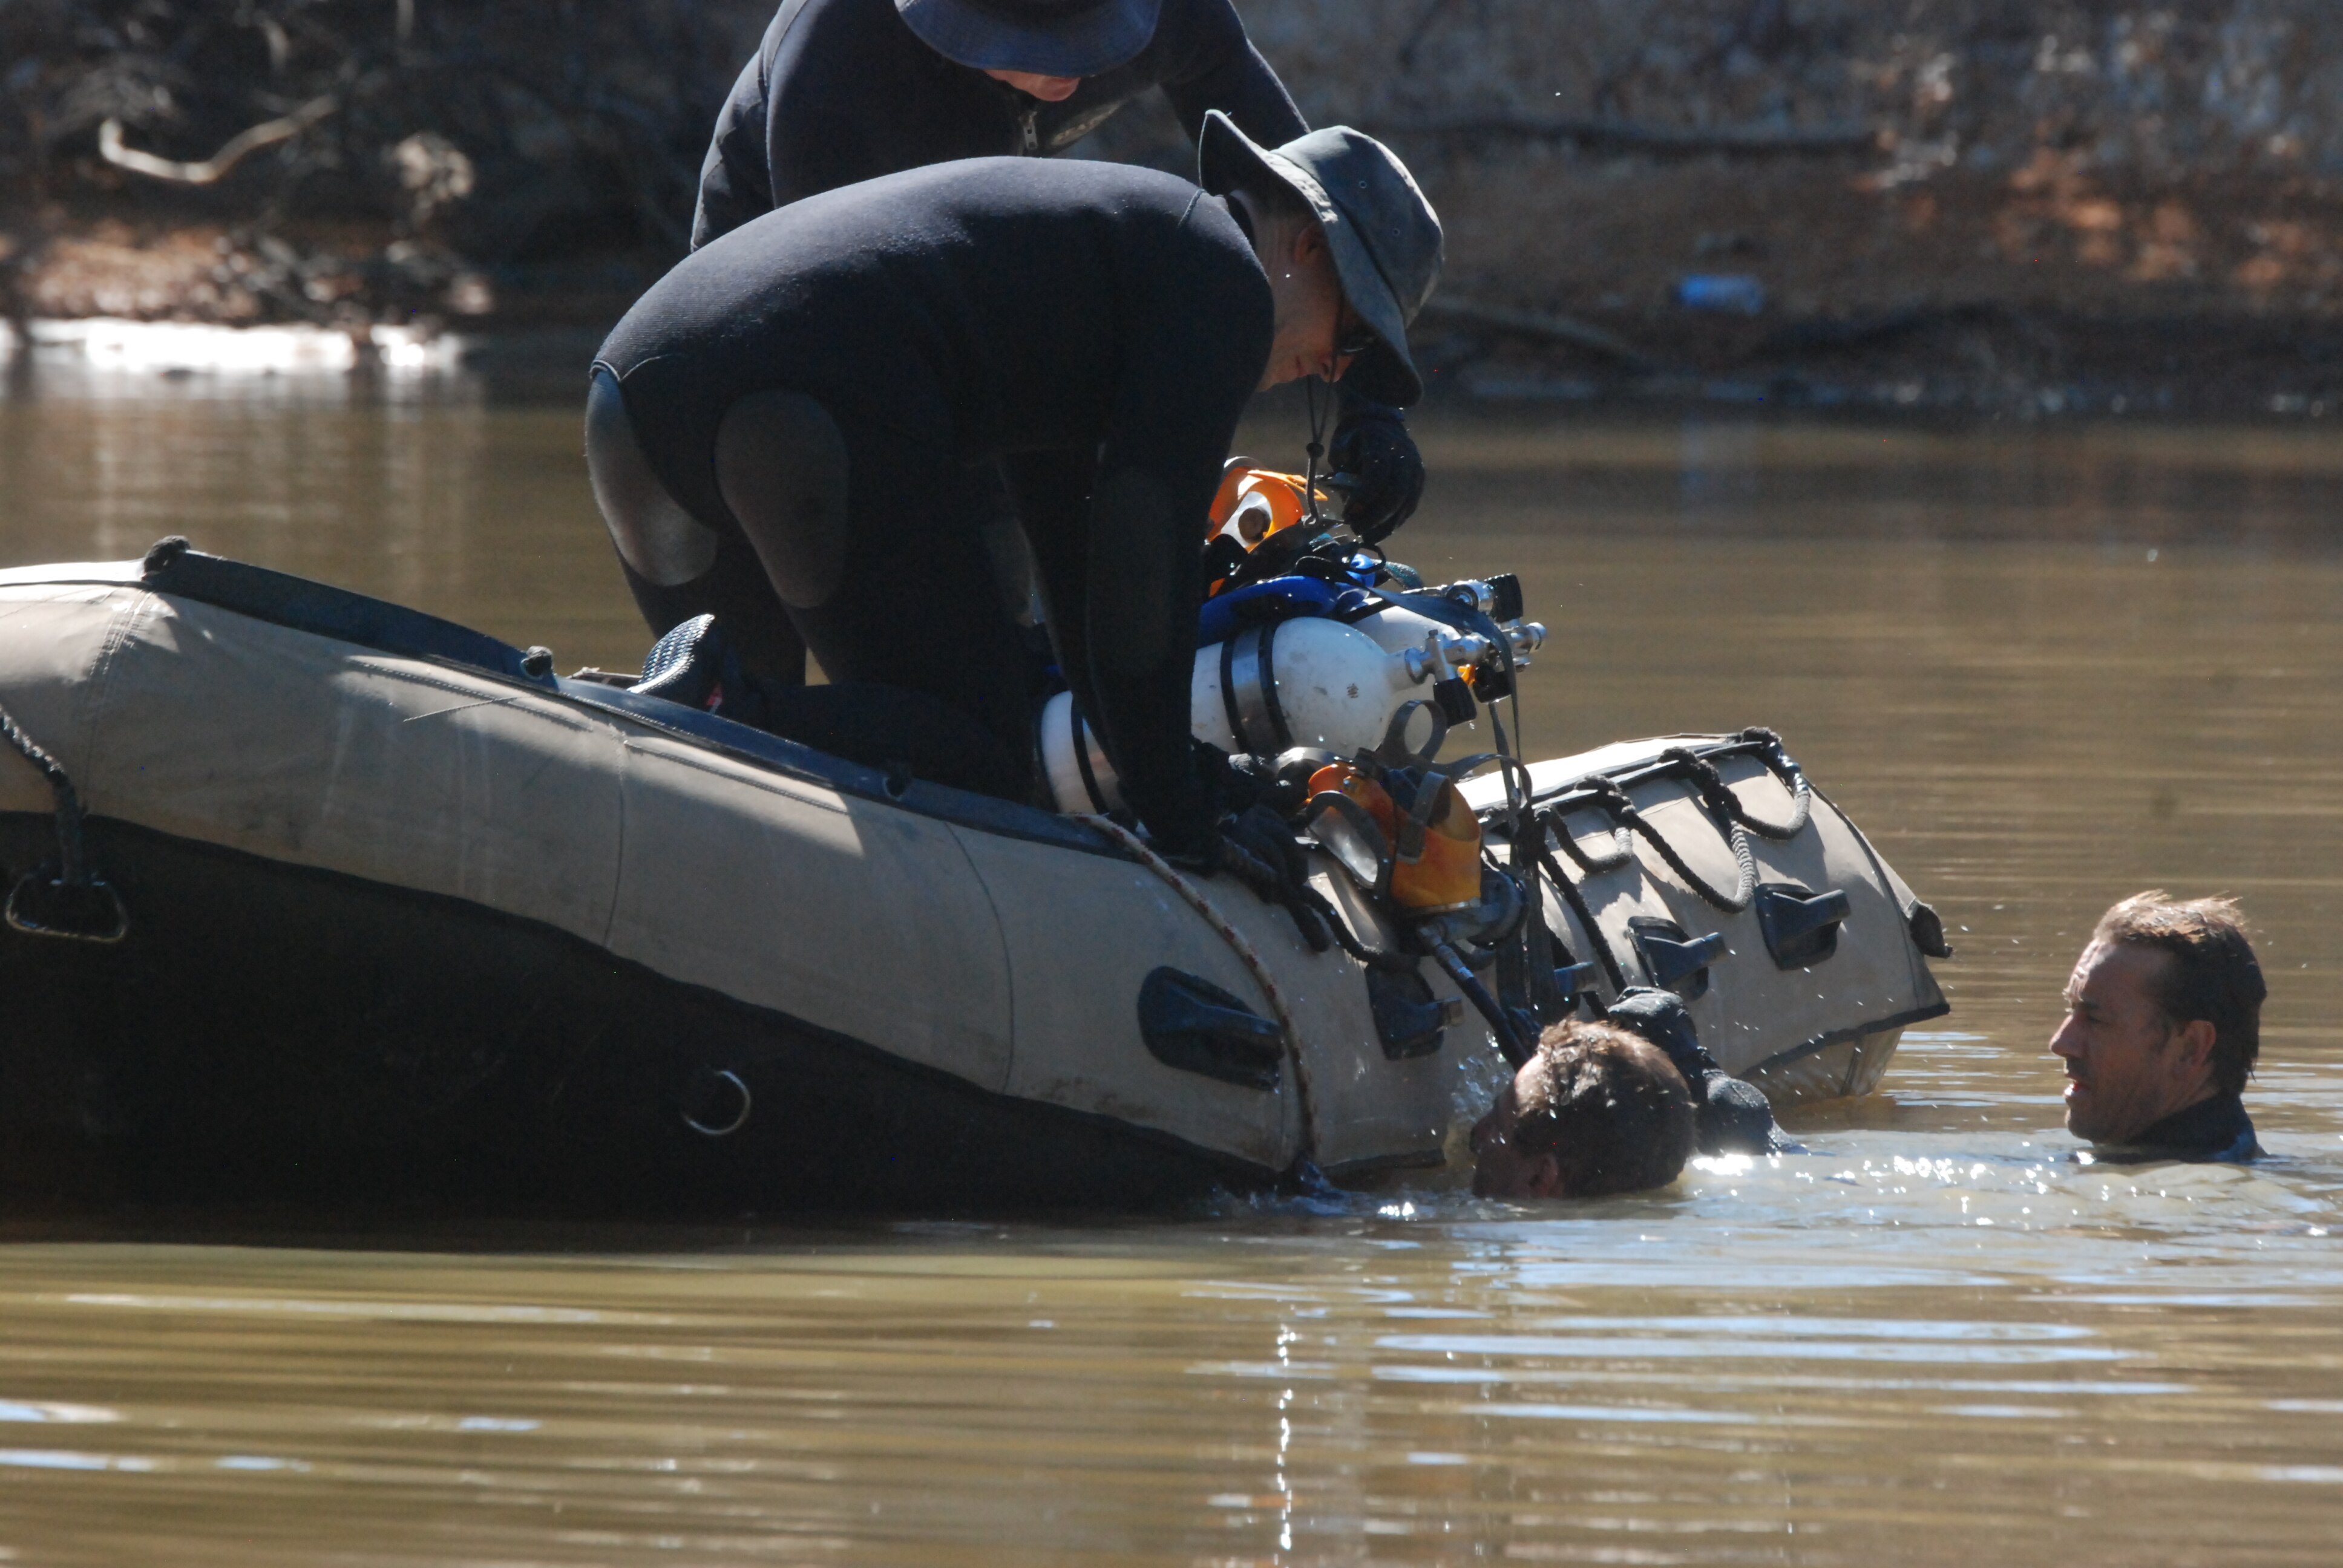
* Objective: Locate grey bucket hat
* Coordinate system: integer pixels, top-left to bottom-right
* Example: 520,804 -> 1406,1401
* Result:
896,0 -> 1162,79
1198,111 -> 1444,405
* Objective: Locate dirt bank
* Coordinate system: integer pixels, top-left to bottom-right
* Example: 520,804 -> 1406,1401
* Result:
10,1 -> 2343,417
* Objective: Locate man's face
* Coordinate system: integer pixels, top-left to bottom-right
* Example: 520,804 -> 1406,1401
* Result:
1470,1059 -> 1562,1198
2050,939 -> 2217,1142
1256,221 -> 1357,391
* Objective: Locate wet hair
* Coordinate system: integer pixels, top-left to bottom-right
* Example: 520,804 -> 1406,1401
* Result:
2093,891 -> 2266,1094
1512,1021 -> 1697,1197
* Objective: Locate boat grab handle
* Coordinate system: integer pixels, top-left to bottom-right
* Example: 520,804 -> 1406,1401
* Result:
0,700 -> 128,945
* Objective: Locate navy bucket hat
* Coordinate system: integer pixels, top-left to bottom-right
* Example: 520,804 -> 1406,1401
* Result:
896,0 -> 1163,79
1197,111 -> 1444,405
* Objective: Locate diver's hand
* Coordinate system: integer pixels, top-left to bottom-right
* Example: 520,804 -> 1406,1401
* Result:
1328,398 -> 1424,544
1202,805 -> 1331,953
1607,986 -> 1779,1155
1606,987 -> 1718,1079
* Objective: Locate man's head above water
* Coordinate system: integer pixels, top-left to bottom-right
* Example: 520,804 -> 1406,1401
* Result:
2050,891 -> 2266,1145
1471,1021 -> 1697,1200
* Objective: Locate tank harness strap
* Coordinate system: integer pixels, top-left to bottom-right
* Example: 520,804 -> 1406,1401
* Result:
1217,634 -> 1249,753
1220,621 -> 1292,757
0,699 -> 129,944
1076,814 -> 1318,1164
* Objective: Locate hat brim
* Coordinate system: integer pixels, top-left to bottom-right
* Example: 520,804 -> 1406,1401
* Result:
896,0 -> 1161,77
1199,113 -> 1424,405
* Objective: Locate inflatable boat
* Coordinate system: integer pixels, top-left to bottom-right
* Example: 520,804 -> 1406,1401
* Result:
0,535 -> 1949,1209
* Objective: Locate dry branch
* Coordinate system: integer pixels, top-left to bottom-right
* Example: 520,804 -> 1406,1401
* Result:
97,96 -> 340,186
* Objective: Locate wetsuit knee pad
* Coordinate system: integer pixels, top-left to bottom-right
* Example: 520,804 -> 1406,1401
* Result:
715,389 -> 851,611
585,368 -> 720,587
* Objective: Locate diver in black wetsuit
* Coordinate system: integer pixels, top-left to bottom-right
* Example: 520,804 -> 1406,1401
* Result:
586,116 -> 1441,855
689,0 -> 1426,552
695,0 -> 1305,241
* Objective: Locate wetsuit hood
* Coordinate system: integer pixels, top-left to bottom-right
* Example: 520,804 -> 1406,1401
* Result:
1198,110 -> 1443,404
896,0 -> 1162,78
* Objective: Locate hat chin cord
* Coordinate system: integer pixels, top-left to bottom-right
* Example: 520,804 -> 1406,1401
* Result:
1302,376 -> 1331,530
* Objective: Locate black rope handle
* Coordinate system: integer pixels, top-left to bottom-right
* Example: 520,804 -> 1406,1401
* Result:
1703,729 -> 1814,840
0,701 -> 88,885
1579,781 -> 1758,915
1540,792 -> 1635,874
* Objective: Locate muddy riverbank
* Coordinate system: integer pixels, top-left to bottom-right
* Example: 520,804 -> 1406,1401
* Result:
10,2 -> 2343,417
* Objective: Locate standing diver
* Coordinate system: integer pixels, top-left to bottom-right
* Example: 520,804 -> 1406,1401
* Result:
666,0 -> 1426,638
585,116 -> 1441,863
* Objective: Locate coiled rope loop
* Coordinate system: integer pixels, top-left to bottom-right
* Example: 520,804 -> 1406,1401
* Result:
1549,777 -> 1759,916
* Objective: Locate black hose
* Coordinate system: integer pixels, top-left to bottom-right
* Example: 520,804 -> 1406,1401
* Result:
1429,938 -> 1533,1066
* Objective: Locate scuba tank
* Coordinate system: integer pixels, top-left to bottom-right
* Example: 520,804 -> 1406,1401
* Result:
1038,464 -> 1545,820
1037,606 -> 1543,817
1039,614 -> 1450,813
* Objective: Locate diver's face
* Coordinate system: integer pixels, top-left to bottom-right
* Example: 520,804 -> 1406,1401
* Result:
2050,940 -> 2214,1142
1470,1060 -> 1562,1198
1256,221 -> 1356,390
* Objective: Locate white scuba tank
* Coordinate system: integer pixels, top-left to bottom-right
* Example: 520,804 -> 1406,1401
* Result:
1039,613 -> 1467,814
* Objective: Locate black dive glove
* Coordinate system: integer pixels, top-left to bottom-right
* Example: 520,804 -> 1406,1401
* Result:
1214,805 -> 1332,953
1606,987 -> 1780,1156
1149,748 -> 1328,952
1328,396 -> 1424,544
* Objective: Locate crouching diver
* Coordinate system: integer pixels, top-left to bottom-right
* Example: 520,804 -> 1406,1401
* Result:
691,0 -> 1426,552
585,114 -> 1443,863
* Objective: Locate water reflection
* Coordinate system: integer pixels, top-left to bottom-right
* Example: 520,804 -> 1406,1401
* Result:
2,366 -> 2341,1562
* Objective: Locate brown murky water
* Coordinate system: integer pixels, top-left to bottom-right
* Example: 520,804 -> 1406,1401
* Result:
1,358 -> 2339,1563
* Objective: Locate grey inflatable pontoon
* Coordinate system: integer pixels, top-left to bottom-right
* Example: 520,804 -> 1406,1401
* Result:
0,544 -> 1947,1209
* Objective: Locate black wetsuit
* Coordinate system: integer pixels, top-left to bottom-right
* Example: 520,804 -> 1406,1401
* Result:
593,158 -> 1270,846
692,0 -> 1306,247
2093,1091 -> 2261,1163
